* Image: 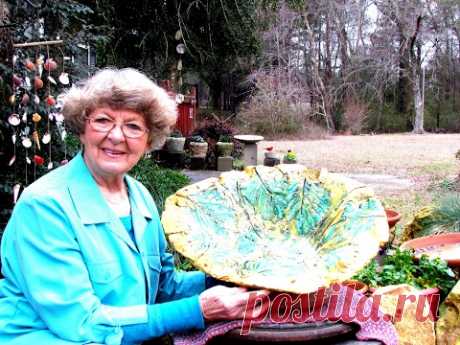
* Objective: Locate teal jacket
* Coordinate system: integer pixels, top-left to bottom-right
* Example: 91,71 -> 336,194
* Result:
0,153 -> 205,344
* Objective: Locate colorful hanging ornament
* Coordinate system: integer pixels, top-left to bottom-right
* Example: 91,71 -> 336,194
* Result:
32,113 -> 42,123
8,114 -> 21,126
26,156 -> 31,164
33,155 -> 44,166
12,74 -> 22,87
21,94 -> 30,105
176,43 -> 185,54
42,132 -> 51,144
175,94 -> 185,104
22,137 -> 32,148
13,184 -> 21,204
44,58 -> 58,71
9,95 -> 16,105
35,55 -> 44,66
24,76 -> 31,90
60,159 -> 69,165
47,161 -> 53,170
48,76 -> 57,86
32,130 -> 41,150
34,76 -> 44,90
22,111 -> 27,123
46,95 -> 56,106
59,72 -> 69,85
8,155 -> 16,166
33,95 -> 40,105
24,59 -> 36,71
12,134 -> 16,144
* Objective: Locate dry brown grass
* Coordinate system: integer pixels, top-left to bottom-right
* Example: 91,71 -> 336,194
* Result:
260,133 -> 460,227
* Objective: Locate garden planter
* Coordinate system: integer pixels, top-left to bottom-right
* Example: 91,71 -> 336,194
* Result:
216,142 -> 234,157
400,233 -> 460,267
283,158 -> 297,164
189,142 -> 208,158
264,151 -> 277,159
165,137 -> 186,153
385,209 -> 401,229
341,280 -> 368,294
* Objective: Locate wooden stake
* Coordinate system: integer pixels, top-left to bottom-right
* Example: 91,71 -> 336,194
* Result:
13,40 -> 63,48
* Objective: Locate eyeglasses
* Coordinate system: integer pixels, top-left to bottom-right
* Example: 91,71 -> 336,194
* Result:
87,114 -> 149,139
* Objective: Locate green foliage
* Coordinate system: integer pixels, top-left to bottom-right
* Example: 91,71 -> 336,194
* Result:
188,135 -> 205,143
233,159 -> 245,170
218,134 -> 232,143
130,158 -> 193,270
417,193 -> 460,237
353,248 -> 457,298
88,1 -> 261,108
169,129 -> 183,138
130,157 -> 190,215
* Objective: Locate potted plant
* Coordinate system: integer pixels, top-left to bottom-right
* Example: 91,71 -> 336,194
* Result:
216,135 -> 234,157
264,146 -> 276,159
283,150 -> 297,164
189,135 -> 208,158
165,129 -> 186,153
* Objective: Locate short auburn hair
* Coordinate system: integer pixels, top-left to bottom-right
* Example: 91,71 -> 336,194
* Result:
61,67 -> 177,150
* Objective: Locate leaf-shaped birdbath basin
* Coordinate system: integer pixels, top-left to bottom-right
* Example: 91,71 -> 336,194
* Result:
162,165 -> 389,293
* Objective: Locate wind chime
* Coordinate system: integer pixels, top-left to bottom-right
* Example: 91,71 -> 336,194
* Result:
174,29 -> 185,104
8,39 -> 70,204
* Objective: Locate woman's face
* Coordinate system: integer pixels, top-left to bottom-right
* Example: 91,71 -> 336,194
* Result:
80,107 -> 149,181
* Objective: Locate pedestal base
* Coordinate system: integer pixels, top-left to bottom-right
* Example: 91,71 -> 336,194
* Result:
264,157 -> 280,167
217,156 -> 233,171
156,150 -> 185,169
242,143 -> 259,166
190,157 -> 206,170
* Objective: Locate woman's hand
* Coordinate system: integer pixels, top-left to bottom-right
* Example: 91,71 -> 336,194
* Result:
199,285 -> 270,321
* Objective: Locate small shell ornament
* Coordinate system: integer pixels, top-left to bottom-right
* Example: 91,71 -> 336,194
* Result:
8,155 -> 16,166
13,184 -> 21,204
32,113 -> 42,123
32,130 -> 41,150
42,132 -> 51,144
47,76 -> 57,85
22,137 -> 32,148
59,72 -> 69,85
8,114 -> 21,126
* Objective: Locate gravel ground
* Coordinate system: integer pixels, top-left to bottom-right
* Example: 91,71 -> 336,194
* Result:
261,133 -> 459,177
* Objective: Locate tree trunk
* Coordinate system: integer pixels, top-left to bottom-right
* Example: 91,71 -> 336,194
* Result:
412,64 -> 424,134
410,17 -> 424,134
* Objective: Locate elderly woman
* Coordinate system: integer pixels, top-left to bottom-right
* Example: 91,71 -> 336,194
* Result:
0,68 -> 268,345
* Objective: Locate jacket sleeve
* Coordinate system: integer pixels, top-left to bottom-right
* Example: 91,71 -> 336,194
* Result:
4,194 -> 142,344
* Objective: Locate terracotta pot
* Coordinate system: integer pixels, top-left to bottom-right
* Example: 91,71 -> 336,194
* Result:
400,232 -> 460,267
385,209 -> 401,229
341,280 -> 368,294
189,142 -> 208,158
165,137 -> 186,153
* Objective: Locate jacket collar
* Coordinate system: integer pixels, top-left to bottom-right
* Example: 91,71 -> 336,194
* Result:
67,152 -> 152,224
